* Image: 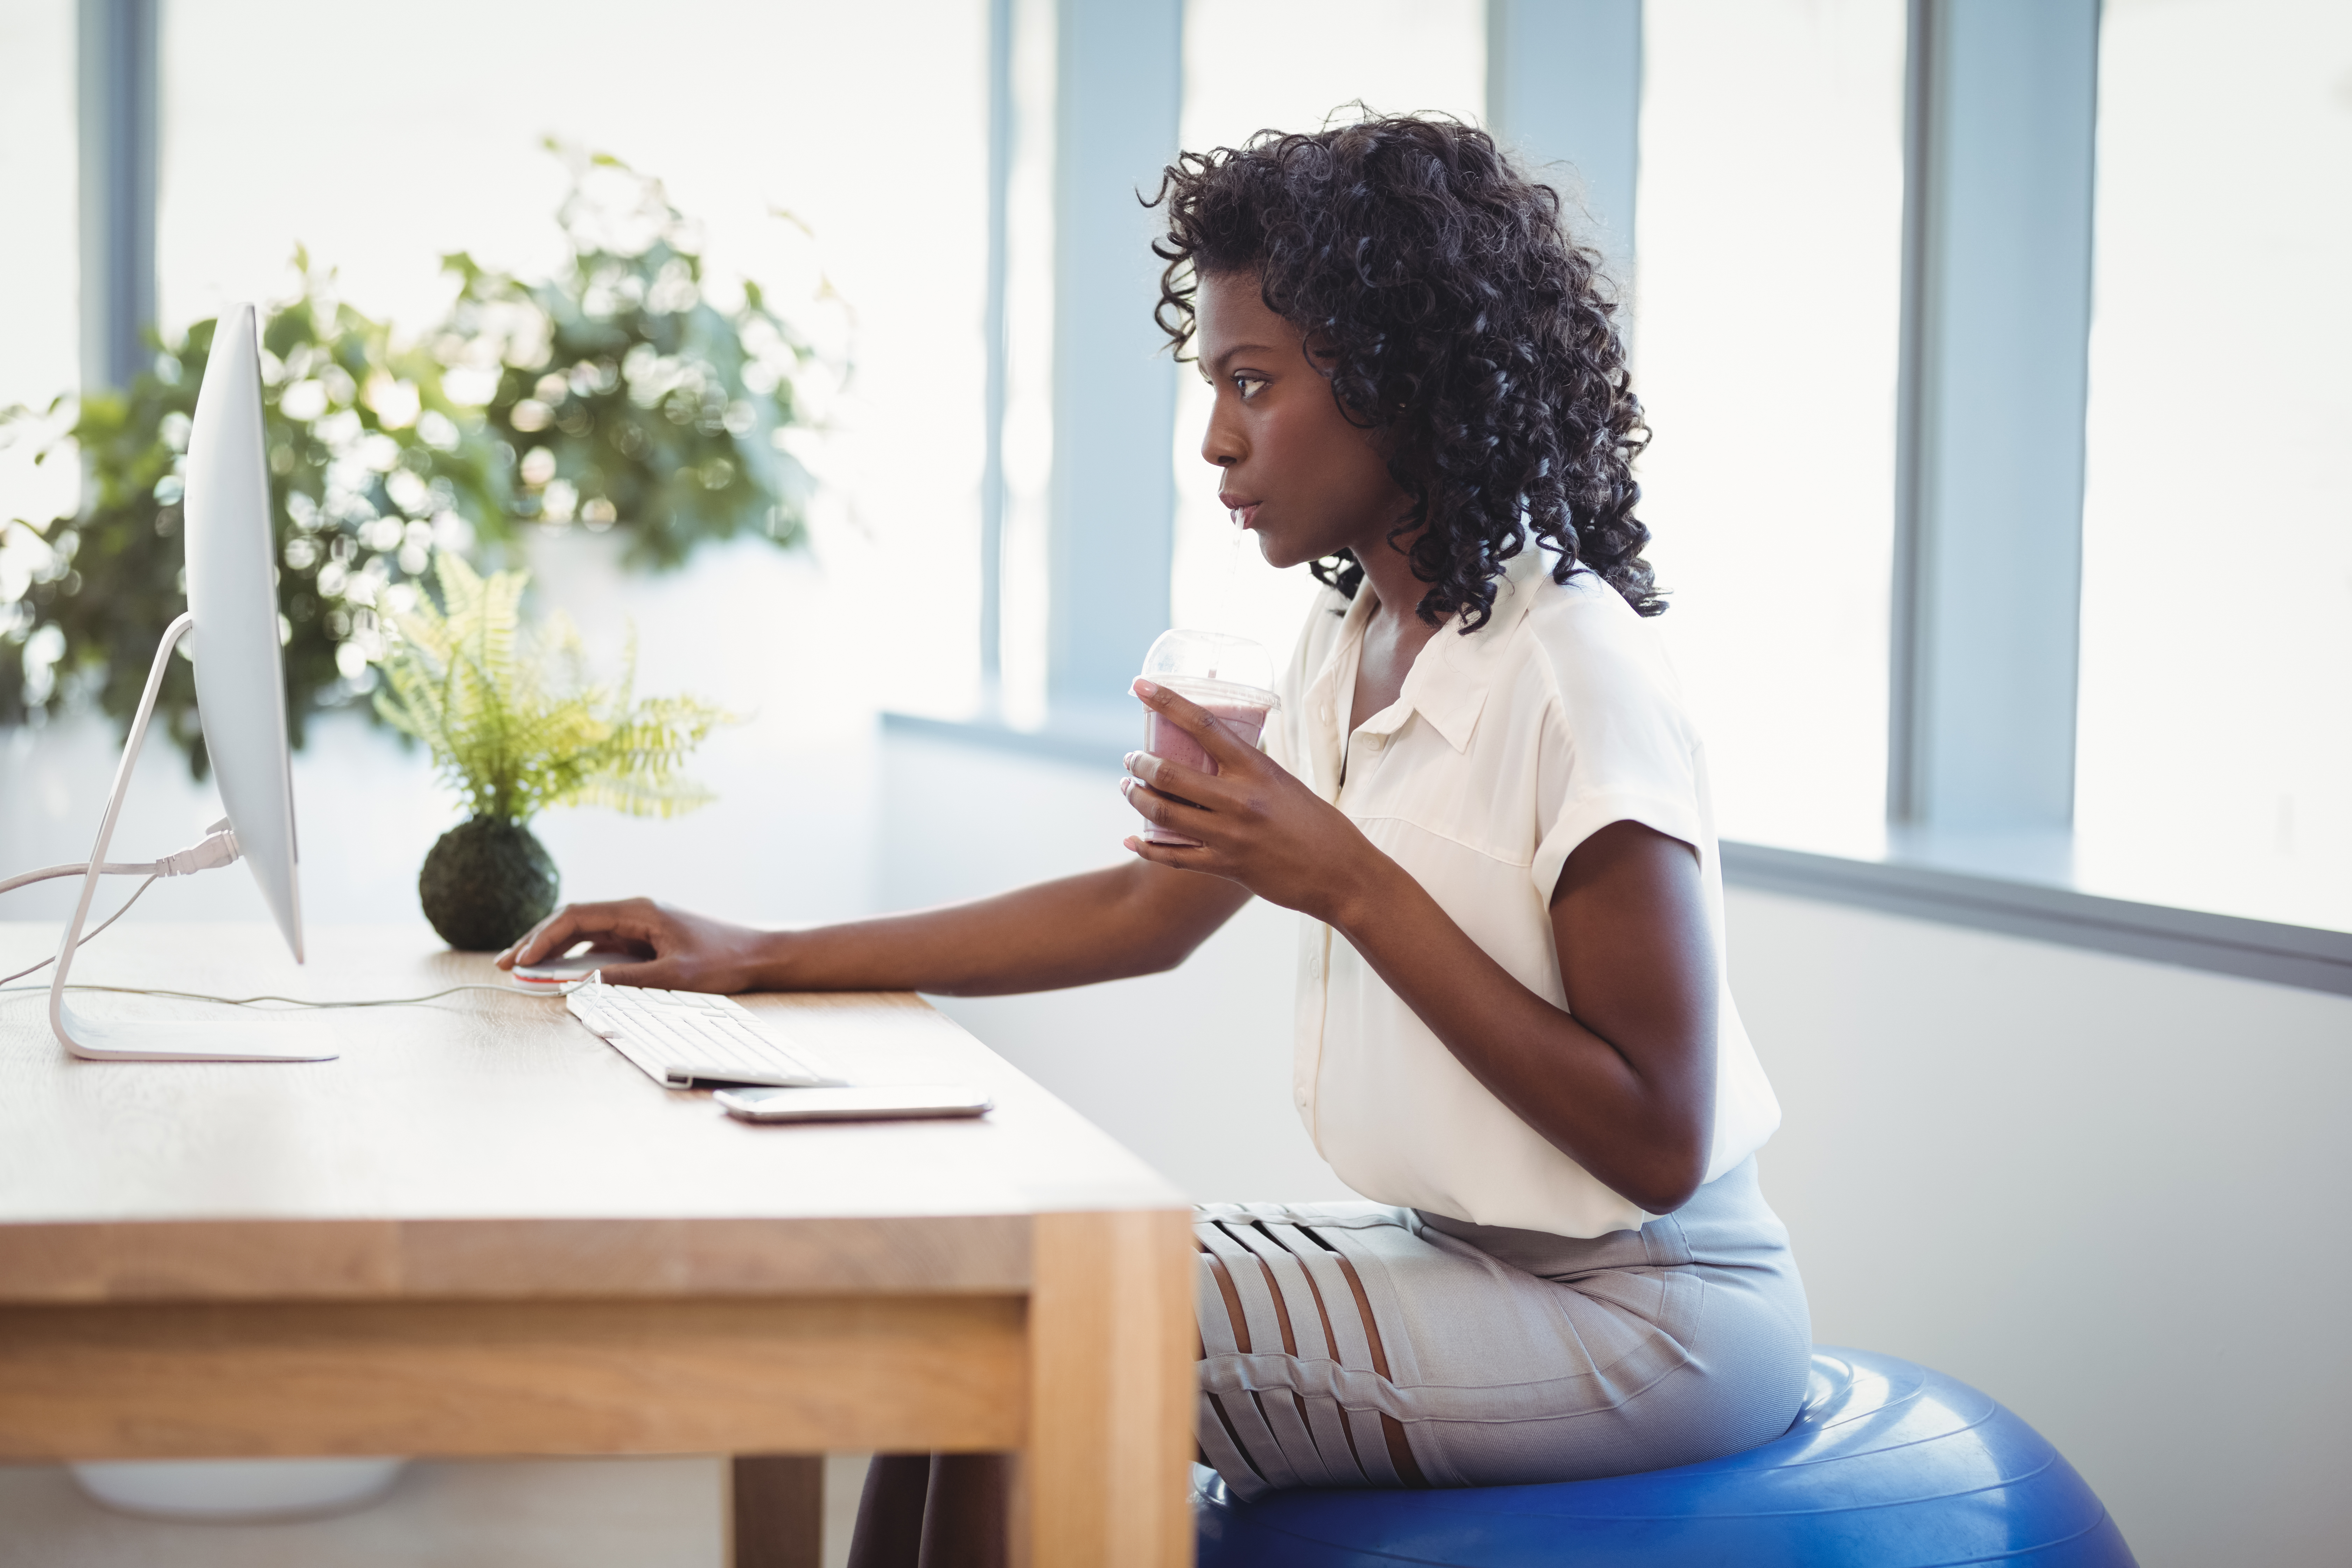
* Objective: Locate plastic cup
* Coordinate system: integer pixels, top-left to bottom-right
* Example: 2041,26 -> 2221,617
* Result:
1135,630 -> 1280,848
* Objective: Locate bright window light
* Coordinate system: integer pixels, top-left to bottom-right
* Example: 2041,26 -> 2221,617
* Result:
1170,0 -> 1485,666
1633,0 -> 1907,850
0,0 -> 80,527
156,0 -> 991,714
994,0 -> 1059,728
2074,0 -> 2352,925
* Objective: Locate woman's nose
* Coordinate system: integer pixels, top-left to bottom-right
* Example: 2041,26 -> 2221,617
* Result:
1201,407 -> 1243,469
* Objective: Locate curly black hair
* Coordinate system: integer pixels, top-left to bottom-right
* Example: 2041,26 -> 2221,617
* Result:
1148,113 -> 1661,628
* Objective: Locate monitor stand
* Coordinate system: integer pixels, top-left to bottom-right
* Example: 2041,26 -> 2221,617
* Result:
47,612 -> 333,1063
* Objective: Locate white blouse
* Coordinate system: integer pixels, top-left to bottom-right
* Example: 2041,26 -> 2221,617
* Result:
1261,547 -> 1782,1238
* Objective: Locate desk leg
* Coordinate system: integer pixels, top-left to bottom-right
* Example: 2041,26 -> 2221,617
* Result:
1016,1209 -> 1194,1568
728,1455 -> 824,1568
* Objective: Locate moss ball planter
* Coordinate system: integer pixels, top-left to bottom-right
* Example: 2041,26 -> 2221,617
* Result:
418,817 -> 560,952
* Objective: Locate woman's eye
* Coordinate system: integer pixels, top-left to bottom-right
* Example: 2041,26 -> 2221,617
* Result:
1234,374 -> 1268,401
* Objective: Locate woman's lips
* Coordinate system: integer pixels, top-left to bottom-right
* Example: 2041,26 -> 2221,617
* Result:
1227,503 -> 1261,530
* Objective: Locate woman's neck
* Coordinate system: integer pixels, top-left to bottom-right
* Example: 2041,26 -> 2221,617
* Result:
1352,527 -> 1438,636
1346,527 -> 1446,730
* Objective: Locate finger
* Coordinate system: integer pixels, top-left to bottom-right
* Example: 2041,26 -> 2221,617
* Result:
1124,747 -> 1228,806
1120,776 -> 1218,835
505,901 -> 660,966
1132,679 -> 1262,768
1124,836 -> 1241,882
502,906 -> 588,967
1123,835 -> 1210,870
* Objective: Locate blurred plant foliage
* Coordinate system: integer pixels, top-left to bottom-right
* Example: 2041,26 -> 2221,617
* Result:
0,148 -> 823,774
377,554 -> 729,824
448,147 -> 820,571
0,277 -> 509,772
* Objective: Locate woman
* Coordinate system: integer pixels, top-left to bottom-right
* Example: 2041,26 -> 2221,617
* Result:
500,115 -> 1809,1562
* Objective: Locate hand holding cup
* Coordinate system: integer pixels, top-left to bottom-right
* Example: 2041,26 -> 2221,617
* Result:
1121,652 -> 1380,923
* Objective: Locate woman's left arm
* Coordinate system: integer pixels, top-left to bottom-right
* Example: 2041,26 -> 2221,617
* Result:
1122,680 -> 1717,1214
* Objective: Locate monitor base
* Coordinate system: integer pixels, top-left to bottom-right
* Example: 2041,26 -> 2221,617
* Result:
56,1001 -> 336,1063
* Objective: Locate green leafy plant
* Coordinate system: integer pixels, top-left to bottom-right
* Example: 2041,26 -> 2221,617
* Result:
376,554 -> 728,825
0,148 -> 825,772
377,554 -> 731,950
0,270 -> 512,770
447,145 -> 820,572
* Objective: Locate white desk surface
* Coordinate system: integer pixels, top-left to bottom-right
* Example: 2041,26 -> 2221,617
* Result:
0,923 -> 1186,1306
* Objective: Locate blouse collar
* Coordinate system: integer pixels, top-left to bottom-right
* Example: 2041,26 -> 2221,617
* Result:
1306,546 -> 1554,763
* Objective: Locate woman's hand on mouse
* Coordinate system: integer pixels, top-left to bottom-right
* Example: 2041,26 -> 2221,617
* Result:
496,898 -> 777,993
1121,679 -> 1391,924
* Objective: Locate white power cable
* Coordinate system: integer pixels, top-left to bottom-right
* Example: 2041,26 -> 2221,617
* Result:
156,821 -> 242,877
0,821 -> 242,986
0,877 -> 161,988
0,820 -> 241,897
0,981 -> 561,1009
0,861 -> 164,896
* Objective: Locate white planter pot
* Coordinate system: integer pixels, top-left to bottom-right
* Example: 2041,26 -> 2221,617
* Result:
69,1457 -> 407,1522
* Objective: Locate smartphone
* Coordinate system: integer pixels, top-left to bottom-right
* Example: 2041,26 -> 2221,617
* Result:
715,1084 -> 995,1124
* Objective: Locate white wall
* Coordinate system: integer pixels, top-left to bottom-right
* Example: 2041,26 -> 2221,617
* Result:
1727,887 -> 2352,1568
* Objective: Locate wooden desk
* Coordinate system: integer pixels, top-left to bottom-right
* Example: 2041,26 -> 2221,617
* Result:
0,924 -> 1195,1567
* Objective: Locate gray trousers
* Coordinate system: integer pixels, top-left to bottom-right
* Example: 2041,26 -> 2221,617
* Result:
1193,1157 -> 1812,1497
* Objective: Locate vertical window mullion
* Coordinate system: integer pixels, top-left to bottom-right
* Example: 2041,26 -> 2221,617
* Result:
1887,0 -> 2100,836
1486,0 -> 1644,290
1047,0 -> 1184,716
76,0 -> 158,394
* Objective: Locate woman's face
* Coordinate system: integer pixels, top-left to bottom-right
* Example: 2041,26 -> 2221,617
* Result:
1194,270 -> 1410,571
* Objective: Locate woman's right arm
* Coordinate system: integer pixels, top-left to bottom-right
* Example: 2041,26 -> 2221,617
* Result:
494,860 -> 1252,996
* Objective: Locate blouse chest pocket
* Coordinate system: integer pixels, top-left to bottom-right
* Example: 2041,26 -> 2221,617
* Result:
1337,715 -> 1535,872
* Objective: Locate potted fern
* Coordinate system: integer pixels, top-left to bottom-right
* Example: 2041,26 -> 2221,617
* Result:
376,555 -> 729,950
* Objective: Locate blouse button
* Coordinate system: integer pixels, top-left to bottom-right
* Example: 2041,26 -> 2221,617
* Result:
1306,953 -> 1322,980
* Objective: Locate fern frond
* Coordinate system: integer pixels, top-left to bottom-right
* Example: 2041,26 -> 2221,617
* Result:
371,553 -> 730,824
568,773 -> 719,819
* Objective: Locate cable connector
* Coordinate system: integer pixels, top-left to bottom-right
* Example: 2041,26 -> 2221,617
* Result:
158,818 -> 240,878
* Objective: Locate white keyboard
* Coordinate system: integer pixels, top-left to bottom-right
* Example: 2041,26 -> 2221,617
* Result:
565,980 -> 846,1090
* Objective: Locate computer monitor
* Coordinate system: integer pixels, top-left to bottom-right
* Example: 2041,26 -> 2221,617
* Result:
47,303 -> 328,1063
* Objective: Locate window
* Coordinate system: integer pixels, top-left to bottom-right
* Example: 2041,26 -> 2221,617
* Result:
990,0 -> 1059,727
2073,0 -> 2352,929
1632,0 -> 1907,850
0,0 -> 78,530
1168,0 -> 1486,667
156,0 -> 991,713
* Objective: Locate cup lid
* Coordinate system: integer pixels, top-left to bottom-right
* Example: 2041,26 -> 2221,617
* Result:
1141,629 -> 1277,699
1157,675 -> 1281,712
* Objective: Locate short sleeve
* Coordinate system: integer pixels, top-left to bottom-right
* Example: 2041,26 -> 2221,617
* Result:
1526,629 -> 1705,902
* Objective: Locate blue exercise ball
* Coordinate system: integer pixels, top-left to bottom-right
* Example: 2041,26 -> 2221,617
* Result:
1195,1346 -> 2137,1567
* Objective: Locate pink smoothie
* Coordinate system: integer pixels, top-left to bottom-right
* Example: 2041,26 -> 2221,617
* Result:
1142,699 -> 1270,846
